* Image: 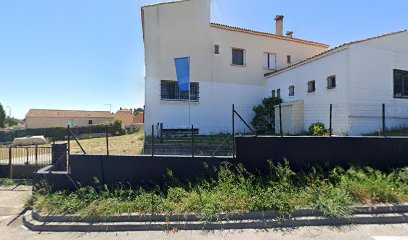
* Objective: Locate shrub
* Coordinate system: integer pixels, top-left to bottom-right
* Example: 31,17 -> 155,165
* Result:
252,97 -> 282,133
308,122 -> 329,136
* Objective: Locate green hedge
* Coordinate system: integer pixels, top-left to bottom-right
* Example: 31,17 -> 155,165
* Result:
0,120 -> 124,142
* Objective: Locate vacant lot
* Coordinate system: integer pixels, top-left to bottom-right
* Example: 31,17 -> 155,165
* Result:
69,130 -> 144,155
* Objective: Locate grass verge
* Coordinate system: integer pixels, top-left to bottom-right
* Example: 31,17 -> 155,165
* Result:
27,161 -> 408,221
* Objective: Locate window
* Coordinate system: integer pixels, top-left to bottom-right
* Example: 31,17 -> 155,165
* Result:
287,55 -> 292,64
277,88 -> 281,98
307,80 -> 316,93
264,52 -> 276,70
327,75 -> 336,89
160,80 -> 199,101
394,69 -> 408,98
214,44 -> 220,54
232,48 -> 245,66
289,85 -> 295,96
88,120 -> 93,125
272,90 -> 276,98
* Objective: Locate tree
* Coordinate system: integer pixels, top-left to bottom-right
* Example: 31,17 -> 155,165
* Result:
0,103 -> 5,128
251,97 -> 282,133
133,107 -> 144,115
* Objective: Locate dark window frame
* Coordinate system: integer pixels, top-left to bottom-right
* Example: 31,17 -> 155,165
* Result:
272,90 -> 276,98
394,69 -> 408,98
289,85 -> 295,96
88,120 -> 93,125
231,48 -> 245,66
277,88 -> 281,98
287,55 -> 292,64
327,75 -> 336,89
214,44 -> 220,54
307,80 -> 316,93
160,80 -> 200,102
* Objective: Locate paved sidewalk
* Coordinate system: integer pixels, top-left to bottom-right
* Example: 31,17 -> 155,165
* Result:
0,185 -> 407,240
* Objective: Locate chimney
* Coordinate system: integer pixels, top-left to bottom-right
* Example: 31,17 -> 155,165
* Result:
274,15 -> 284,36
286,31 -> 294,38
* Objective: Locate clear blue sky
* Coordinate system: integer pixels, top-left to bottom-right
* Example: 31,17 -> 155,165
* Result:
0,0 -> 407,119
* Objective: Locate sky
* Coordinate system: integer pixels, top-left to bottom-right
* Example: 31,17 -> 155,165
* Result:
0,0 -> 407,119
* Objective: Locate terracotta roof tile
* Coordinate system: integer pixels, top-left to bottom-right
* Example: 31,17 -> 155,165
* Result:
210,23 -> 329,48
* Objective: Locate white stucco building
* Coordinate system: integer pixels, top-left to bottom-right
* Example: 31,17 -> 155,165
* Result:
266,30 -> 408,135
142,0 -> 329,134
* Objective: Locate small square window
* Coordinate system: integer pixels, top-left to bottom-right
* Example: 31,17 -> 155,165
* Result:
289,85 -> 295,96
307,81 -> 316,93
327,75 -> 336,89
232,48 -> 245,66
277,88 -> 281,98
287,55 -> 292,64
214,44 -> 220,54
88,120 -> 93,125
394,69 -> 408,98
272,90 -> 276,98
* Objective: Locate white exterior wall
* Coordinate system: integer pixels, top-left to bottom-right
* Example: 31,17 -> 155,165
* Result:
142,0 -> 328,134
266,49 -> 351,135
266,31 -> 408,136
347,32 -> 408,135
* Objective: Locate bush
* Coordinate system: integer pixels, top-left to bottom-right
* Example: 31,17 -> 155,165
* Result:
308,122 -> 328,136
252,97 -> 282,133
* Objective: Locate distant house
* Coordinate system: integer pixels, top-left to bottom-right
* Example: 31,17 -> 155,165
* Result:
25,109 -> 114,129
133,112 -> 144,126
114,109 -> 144,128
114,109 -> 134,128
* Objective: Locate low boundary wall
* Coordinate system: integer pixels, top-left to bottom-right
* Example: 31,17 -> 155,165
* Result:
34,136 -> 408,191
235,136 -> 408,172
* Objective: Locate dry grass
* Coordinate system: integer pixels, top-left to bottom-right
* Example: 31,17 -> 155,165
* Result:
69,130 -> 144,155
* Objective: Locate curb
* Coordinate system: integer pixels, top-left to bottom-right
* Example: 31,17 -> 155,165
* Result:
23,204 -> 408,232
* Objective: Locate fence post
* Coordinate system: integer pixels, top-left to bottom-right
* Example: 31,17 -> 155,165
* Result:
279,103 -> 283,137
232,104 -> 235,158
151,125 -> 154,157
67,125 -> 70,155
191,125 -> 194,157
26,148 -> 29,165
382,103 -> 386,137
8,147 -> 13,179
35,145 -> 38,172
329,104 -> 333,136
106,127 -> 109,156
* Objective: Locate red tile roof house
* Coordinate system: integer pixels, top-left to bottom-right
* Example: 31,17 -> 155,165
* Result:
25,109 -> 114,129
114,109 -> 135,128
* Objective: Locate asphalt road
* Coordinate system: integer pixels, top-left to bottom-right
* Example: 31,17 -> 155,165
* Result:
1,185 -> 407,240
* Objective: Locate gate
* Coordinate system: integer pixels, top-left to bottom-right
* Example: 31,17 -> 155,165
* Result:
0,146 -> 52,178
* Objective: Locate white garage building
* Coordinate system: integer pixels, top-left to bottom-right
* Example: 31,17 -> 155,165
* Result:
266,30 -> 408,135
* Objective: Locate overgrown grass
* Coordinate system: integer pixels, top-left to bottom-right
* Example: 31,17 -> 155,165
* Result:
27,161 -> 408,221
0,178 -> 31,186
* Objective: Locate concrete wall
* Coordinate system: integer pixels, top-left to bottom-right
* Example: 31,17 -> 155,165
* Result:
26,117 -> 114,129
142,0 -> 328,134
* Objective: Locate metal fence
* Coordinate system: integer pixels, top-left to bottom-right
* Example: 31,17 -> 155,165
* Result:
143,102 -> 408,156
0,146 -> 52,166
